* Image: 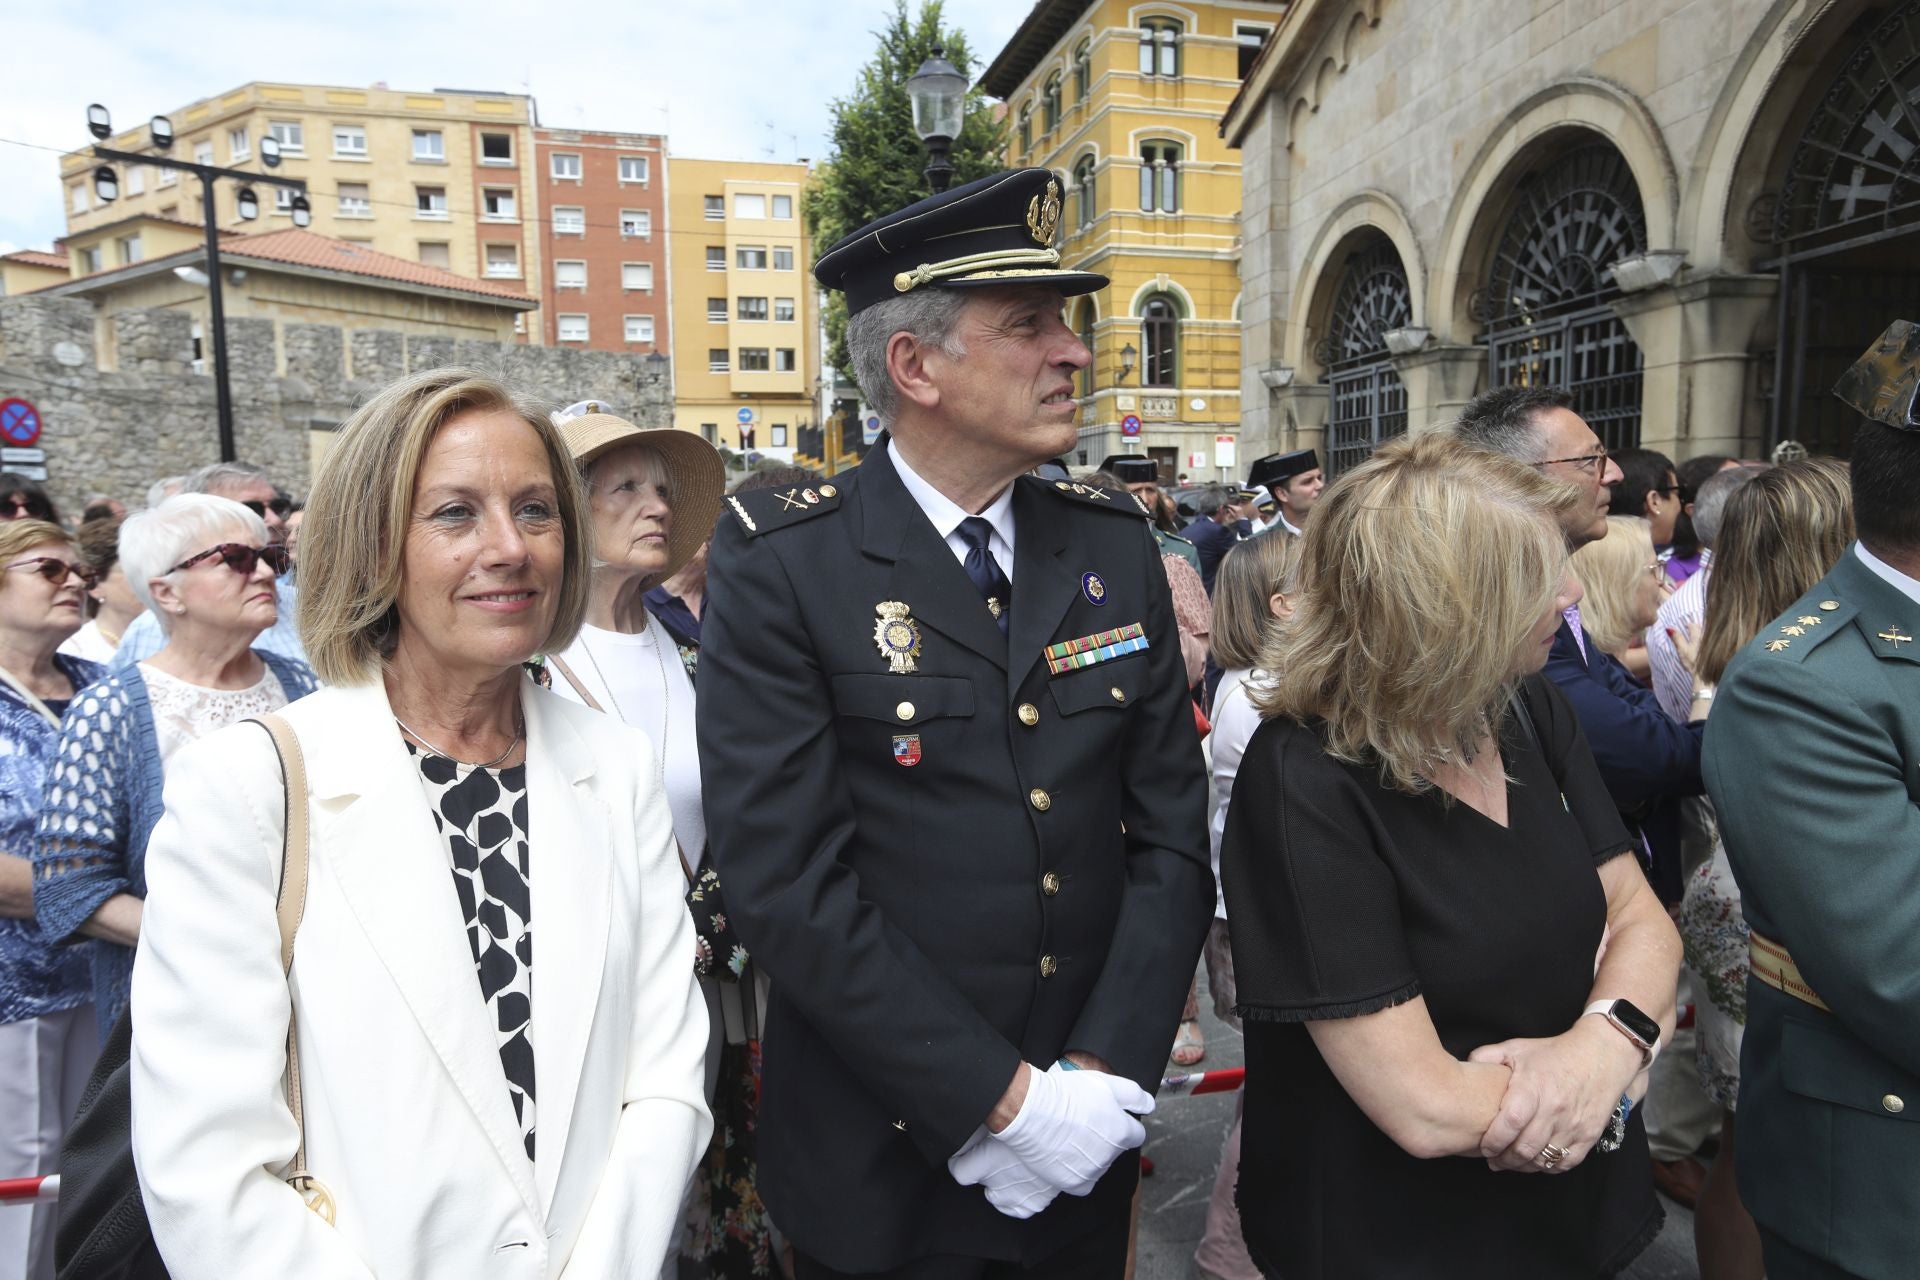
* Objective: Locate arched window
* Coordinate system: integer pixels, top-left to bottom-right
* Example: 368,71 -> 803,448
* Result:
1141,293 -> 1179,387
1477,141 -> 1647,449
1316,233 -> 1412,475
1017,105 -> 1032,157
1073,40 -> 1092,102
1077,300 -> 1097,396
1139,142 -> 1181,213
1140,18 -> 1181,77
1043,74 -> 1063,134
1073,154 -> 1097,230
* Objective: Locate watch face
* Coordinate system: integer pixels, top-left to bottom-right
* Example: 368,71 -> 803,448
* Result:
1612,1000 -> 1659,1047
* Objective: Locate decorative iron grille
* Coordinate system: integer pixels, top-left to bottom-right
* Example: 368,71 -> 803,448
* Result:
1480,142 -> 1648,449
1319,235 -> 1412,475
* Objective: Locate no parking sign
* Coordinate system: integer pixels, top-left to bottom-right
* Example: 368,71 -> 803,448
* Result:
0,398 -> 41,447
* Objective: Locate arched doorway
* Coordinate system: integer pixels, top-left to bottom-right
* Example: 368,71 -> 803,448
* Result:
1476,140 -> 1649,450
1759,0 -> 1920,454
1315,233 -> 1411,475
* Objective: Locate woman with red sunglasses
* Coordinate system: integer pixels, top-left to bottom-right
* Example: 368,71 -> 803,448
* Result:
0,518 -> 102,1280
32,495 -> 318,1038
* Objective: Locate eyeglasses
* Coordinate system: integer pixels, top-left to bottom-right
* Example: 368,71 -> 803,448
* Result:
1532,447 -> 1610,475
169,542 -> 291,578
6,557 -> 99,590
241,497 -> 294,520
1,497 -> 46,519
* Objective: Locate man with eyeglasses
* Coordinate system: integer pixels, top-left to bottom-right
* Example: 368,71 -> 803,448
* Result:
109,461 -> 308,671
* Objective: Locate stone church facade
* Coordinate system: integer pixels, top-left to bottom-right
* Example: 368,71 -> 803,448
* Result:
1224,0 -> 1920,472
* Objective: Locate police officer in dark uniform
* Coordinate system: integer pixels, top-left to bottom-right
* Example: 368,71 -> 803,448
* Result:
696,168 -> 1213,1279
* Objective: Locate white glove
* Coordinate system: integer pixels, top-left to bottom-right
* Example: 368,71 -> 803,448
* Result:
990,1063 -> 1154,1196
948,1126 -> 1061,1219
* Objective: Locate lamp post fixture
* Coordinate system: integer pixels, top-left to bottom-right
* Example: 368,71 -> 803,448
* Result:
84,103 -> 309,463
906,45 -> 969,194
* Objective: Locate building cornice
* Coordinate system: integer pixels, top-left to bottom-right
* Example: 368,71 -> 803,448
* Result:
1220,0 -> 1340,145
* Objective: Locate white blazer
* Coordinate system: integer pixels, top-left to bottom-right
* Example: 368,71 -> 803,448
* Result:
130,676 -> 711,1279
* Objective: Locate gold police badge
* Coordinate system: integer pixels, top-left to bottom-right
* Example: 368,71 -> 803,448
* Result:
1026,179 -> 1062,246
874,601 -> 923,673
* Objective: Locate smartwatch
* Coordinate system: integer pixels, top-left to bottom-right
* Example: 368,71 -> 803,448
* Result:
1584,998 -> 1660,1067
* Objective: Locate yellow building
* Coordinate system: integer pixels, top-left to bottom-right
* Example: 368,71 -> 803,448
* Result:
664,157 -> 819,459
58,82 -> 545,341
983,0 -> 1285,481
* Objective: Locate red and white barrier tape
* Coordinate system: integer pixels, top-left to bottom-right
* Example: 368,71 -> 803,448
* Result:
0,1175 -> 58,1205
1158,1065 -> 1244,1098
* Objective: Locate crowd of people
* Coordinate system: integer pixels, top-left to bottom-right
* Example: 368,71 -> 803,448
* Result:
1,165 -> 1913,1280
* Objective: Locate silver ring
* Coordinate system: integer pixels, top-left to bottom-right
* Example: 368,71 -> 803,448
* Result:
1536,1143 -> 1568,1169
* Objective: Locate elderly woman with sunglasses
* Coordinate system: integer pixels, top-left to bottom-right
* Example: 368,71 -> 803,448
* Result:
32,494 -> 317,1038
0,520 -> 104,1280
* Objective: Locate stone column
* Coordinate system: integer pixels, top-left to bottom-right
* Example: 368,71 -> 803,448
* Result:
1611,272 -> 1776,460
1391,342 -> 1486,432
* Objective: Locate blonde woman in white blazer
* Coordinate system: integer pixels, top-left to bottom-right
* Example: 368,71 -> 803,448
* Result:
127,368 -> 711,1279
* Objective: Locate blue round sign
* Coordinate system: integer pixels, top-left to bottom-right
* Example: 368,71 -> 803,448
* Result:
0,398 -> 41,447
737,407 -> 755,424
1120,413 -> 1142,438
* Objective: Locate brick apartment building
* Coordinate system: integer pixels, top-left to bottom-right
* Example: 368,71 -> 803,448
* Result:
532,127 -> 669,356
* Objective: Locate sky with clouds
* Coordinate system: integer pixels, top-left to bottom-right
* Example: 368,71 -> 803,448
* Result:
0,0 -> 1037,254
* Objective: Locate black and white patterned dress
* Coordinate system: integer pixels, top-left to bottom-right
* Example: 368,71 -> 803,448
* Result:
407,744 -> 536,1161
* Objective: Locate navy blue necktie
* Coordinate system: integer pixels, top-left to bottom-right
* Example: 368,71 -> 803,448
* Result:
956,517 -> 1012,635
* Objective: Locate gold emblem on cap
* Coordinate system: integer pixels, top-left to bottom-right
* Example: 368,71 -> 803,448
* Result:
874,601 -> 923,674
1027,179 -> 1062,245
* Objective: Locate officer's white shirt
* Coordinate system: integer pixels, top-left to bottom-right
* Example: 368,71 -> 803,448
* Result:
888,439 -> 1017,581
1857,542 -> 1920,606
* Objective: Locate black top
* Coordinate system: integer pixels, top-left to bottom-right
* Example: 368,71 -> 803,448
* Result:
1221,675 -> 1661,1278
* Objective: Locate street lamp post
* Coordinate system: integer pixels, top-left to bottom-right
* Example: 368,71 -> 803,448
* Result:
85,104 -> 309,463
906,46 -> 969,195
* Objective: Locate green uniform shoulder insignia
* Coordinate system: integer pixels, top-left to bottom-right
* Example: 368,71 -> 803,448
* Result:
1748,594 -> 1854,663
725,481 -> 843,536
1037,477 -> 1150,517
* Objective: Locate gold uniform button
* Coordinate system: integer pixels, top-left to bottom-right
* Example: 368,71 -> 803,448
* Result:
1018,703 -> 1040,726
1029,788 -> 1052,812
1110,687 -> 1126,704
819,484 -> 837,498
896,701 -> 915,721
1884,1094 -> 1906,1114
1039,954 -> 1058,978
1042,872 -> 1062,896
1820,600 -> 1840,611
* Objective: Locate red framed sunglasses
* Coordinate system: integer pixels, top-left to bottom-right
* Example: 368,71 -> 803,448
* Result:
6,557 -> 100,590
169,542 -> 291,577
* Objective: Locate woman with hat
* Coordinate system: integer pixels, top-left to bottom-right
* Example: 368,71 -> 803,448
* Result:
547,413 -> 776,1277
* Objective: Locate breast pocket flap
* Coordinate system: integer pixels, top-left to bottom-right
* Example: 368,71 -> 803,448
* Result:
831,673 -> 974,725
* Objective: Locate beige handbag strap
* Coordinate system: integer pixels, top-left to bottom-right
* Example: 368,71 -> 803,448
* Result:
253,713 -> 336,1225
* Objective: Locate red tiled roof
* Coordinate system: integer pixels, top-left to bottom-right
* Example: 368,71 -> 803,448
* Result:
217,229 -> 536,305
3,249 -> 69,269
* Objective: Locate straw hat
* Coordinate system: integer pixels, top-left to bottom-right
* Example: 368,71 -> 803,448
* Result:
555,413 -> 725,584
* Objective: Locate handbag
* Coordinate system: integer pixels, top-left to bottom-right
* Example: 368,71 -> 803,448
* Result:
54,713 -> 329,1279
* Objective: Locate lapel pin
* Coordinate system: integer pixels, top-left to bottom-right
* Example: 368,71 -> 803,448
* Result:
1081,572 -> 1107,606
892,733 -> 922,767
874,601 -> 923,673
1879,626 -> 1913,649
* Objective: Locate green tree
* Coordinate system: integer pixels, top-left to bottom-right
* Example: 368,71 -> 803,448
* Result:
806,0 -> 1006,383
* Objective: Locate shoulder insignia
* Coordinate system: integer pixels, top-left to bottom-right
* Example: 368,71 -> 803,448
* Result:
725,482 -> 842,536
1745,590 -> 1855,664
1038,477 -> 1150,517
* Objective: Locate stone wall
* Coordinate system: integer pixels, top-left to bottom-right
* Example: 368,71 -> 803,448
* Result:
0,296 -> 674,513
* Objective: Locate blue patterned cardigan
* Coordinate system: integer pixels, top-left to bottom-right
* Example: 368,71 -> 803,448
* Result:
32,651 -> 318,1035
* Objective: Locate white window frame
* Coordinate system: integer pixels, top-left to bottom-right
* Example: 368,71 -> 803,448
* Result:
619,208 -> 651,238
479,132 -> 514,165
336,182 -> 372,218
774,297 -> 796,322
772,246 -> 795,271
775,348 -> 797,372
116,234 -> 144,265
552,205 -> 586,235
227,127 -> 250,161
618,155 -> 648,184
737,245 -> 768,270
624,314 -> 655,343
737,295 -> 769,321
706,246 -> 727,271
621,262 -> 654,291
268,120 -> 304,154
737,347 -> 771,372
485,243 -> 520,277
557,313 -> 590,342
772,194 -> 793,219
333,124 -> 368,159
550,152 -> 582,181
411,129 -> 445,162
126,165 -> 145,196
418,241 -> 452,269
554,259 -> 588,290
193,140 -> 214,167
708,349 -> 730,373
158,165 -> 178,188
482,187 -> 517,221
734,193 -> 767,219
69,184 -> 88,214
415,186 -> 449,219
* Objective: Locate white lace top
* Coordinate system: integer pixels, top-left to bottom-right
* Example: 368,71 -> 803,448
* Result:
138,663 -> 291,765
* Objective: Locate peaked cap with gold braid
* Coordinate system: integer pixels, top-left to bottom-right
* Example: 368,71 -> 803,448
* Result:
813,168 -> 1108,314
